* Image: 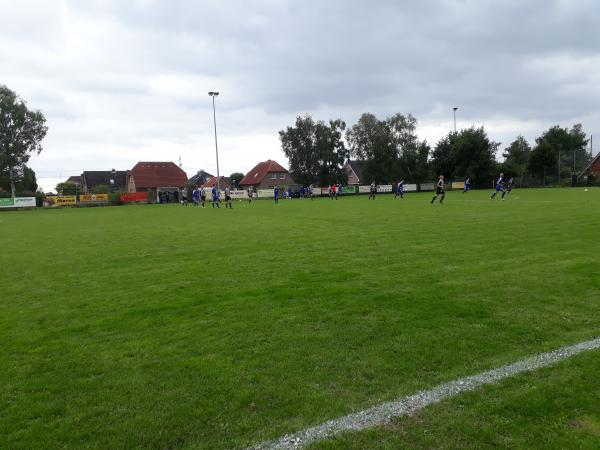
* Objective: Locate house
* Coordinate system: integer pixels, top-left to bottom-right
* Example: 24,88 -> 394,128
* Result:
344,160 -> 367,185
188,170 -> 214,186
579,152 -> 600,180
202,176 -> 234,190
128,162 -> 188,192
239,159 -> 295,190
66,176 -> 83,186
81,170 -> 128,193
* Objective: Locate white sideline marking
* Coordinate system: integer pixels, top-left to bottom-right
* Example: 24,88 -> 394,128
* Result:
250,337 -> 600,450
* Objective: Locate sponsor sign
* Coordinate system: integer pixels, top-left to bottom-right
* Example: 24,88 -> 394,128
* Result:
0,197 -> 36,208
47,195 -> 77,206
377,184 -> 393,193
321,187 -> 331,195
452,182 -> 465,189
420,183 -> 434,191
405,184 -> 417,192
121,192 -> 148,202
79,194 -> 109,202
358,185 -> 371,193
341,186 -> 357,194
257,189 -> 275,198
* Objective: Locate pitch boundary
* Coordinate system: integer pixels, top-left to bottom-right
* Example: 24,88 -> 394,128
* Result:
250,337 -> 600,449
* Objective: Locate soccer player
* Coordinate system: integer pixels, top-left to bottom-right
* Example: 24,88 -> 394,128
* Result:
200,186 -> 207,208
394,180 -> 404,199
505,177 -> 514,197
490,173 -> 505,200
211,185 -> 220,208
247,187 -> 253,204
180,188 -> 188,206
368,181 -> 377,200
192,187 -> 200,207
336,183 -> 342,199
274,184 -> 280,203
308,184 -> 314,200
224,187 -> 233,209
463,177 -> 471,194
430,175 -> 445,204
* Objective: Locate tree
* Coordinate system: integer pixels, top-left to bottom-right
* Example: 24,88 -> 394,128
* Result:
0,165 -> 37,194
528,141 -> 557,185
229,172 -> 244,188
430,127 -> 499,187
501,136 -> 531,185
0,85 -> 47,198
280,115 -> 348,186
398,141 -> 431,183
346,113 -> 424,183
56,182 -> 79,195
529,124 -> 590,183
91,184 -> 111,194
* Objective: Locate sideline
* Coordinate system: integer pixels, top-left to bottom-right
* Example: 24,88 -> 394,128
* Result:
250,337 -> 600,449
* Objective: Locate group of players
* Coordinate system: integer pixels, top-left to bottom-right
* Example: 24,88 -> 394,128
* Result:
177,173 -> 514,208
428,173 -> 514,204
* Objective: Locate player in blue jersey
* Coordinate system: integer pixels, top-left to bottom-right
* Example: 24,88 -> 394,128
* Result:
430,175 -> 445,204
463,177 -> 471,194
211,185 -> 220,208
490,173 -> 505,200
274,185 -> 280,203
394,180 -> 404,198
192,187 -> 200,207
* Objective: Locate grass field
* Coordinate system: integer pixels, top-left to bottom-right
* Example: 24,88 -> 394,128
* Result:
1,188 -> 600,449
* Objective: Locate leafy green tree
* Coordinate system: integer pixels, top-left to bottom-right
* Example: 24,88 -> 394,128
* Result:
431,127 -> 499,187
528,141 -> 557,185
91,184 -> 111,194
398,141 -> 431,183
528,124 -> 589,183
56,182 -> 79,195
280,115 -> 348,186
0,165 -> 37,194
229,172 -> 244,188
346,113 -> 425,184
0,85 -> 47,197
501,136 -> 531,185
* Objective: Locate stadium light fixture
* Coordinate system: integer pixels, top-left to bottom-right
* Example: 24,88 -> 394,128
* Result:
208,92 -> 221,192
453,107 -> 458,133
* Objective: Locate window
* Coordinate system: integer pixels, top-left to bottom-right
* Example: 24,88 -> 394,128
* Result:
270,173 -> 277,180
280,173 -> 285,179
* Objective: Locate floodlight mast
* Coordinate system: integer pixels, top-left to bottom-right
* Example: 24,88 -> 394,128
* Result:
453,107 -> 458,133
208,91 -> 220,192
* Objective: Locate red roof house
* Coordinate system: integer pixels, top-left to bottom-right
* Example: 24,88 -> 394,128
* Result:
201,176 -> 233,190
128,162 -> 188,192
240,159 -> 295,189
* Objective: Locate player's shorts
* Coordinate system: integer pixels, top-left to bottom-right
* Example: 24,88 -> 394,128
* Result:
436,187 -> 444,195
495,185 -> 504,192
225,195 -> 231,201
200,195 -> 206,200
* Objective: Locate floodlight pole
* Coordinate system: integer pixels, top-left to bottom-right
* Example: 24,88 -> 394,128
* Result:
209,91 -> 221,192
558,151 -> 561,183
453,107 -> 458,133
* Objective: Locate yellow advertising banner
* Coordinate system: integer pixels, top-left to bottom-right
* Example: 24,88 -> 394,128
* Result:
451,182 -> 465,189
47,195 -> 77,206
79,194 -> 109,202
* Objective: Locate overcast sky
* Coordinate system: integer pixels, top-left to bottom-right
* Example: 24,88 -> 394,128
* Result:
2,0 -> 599,191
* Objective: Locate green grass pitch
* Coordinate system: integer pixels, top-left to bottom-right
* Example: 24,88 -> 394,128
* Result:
1,188 -> 600,449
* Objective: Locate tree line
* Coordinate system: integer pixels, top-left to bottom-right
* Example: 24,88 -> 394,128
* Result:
280,113 -> 592,188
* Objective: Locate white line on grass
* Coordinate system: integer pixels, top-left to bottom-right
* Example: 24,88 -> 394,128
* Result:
250,337 -> 600,450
